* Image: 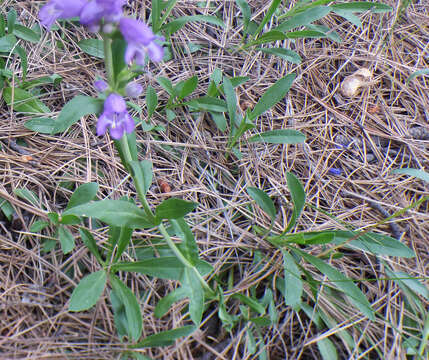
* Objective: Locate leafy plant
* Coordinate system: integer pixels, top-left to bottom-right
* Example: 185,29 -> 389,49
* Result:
5,1 -> 426,359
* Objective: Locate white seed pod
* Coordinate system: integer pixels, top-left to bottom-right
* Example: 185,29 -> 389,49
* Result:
340,68 -> 373,97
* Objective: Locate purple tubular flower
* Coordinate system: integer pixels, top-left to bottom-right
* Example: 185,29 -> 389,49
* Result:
39,0 -> 87,29
94,80 -> 109,92
80,0 -> 126,27
97,93 -> 134,139
125,82 -> 143,98
119,18 -> 164,65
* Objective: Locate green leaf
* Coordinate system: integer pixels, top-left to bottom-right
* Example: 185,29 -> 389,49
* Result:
129,160 -> 153,196
236,0 -> 251,33
392,168 -> 429,183
66,183 -> 98,210
249,74 -> 295,120
182,268 -> 204,325
292,248 -> 375,320
0,198 -> 14,221
130,325 -> 196,348
29,220 -> 49,233
7,8 -> 16,34
232,294 -> 265,315
303,232 -> 335,245
317,337 -> 338,360
151,0 -> 162,33
48,212 -> 59,224
13,188 -> 39,207
113,257 -> 185,280
0,34 -> 16,52
21,74 -> 62,90
207,68 -> 222,96
162,15 -> 225,35
246,328 -> 257,354
386,269 -> 429,301
210,112 -> 227,132
52,95 -> 103,134
229,114 -> 255,149
407,68 -> 429,83
276,6 -> 331,32
283,173 -> 305,234
218,288 -> 238,331
58,226 -> 75,254
110,289 -> 128,341
113,227 -> 133,262
178,75 -> 198,100
0,15 -> 6,37
247,187 -> 276,222
282,250 -> 303,310
330,2 -> 392,13
69,270 -> 106,311
257,47 -> 302,64
78,39 -> 104,58
284,172 -> 306,233
79,228 -> 104,264
13,24 -> 40,43
145,85 -> 158,120
24,117 -> 56,134
156,76 -> 175,96
253,0 -> 282,37
248,129 -> 306,144
250,30 -> 287,45
251,30 -> 326,45
226,76 -> 250,89
111,38 -> 127,81
170,218 -> 199,265
332,9 -> 362,27
223,76 -> 237,127
332,231 -> 415,258
154,287 -> 188,318
63,199 -> 153,228
110,275 -> 142,341
286,30 -> 327,39
155,198 -> 198,221
185,96 -> 227,113
59,214 -> 81,225
306,24 -> 342,43
3,87 -> 50,114
13,46 -> 27,81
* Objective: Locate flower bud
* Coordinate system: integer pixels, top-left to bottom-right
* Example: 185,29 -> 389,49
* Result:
102,23 -> 115,34
94,80 -> 108,92
125,82 -> 143,98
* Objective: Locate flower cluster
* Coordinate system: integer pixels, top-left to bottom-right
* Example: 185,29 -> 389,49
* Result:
39,0 -> 164,64
39,0 -> 164,140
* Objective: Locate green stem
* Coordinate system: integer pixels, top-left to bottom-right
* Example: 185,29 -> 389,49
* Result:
315,195 -> 429,258
103,34 -> 114,86
118,137 -> 214,296
119,136 -> 155,222
158,223 -> 215,296
105,30 -> 214,296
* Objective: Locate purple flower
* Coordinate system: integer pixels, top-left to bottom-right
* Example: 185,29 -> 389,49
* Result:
119,18 -> 164,65
97,93 -> 134,139
80,0 -> 126,27
39,0 -> 87,29
125,82 -> 143,98
94,80 -> 109,92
